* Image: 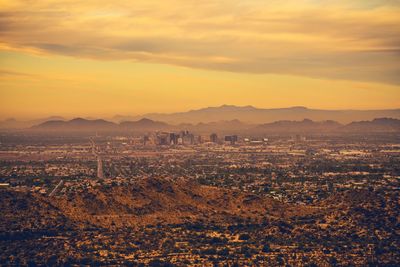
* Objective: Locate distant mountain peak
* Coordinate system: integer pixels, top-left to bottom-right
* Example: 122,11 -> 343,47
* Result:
197,104 -> 257,112
138,118 -> 154,123
219,104 -> 256,109
70,117 -> 87,122
119,117 -> 169,130
290,106 -> 308,110
33,117 -> 116,131
134,105 -> 400,124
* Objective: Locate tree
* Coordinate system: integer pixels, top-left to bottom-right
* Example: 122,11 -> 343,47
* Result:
262,244 -> 271,253
239,233 -> 251,241
148,259 -> 175,267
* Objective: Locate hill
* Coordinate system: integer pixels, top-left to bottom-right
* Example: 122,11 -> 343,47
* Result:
1,182 -> 398,266
0,190 -> 76,238
24,116 -> 400,134
0,116 -> 65,130
53,177 -> 308,228
32,118 -> 117,131
341,118 -> 400,132
1,178 -> 314,230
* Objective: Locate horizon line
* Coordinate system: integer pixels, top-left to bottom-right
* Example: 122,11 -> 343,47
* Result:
1,104 -> 400,122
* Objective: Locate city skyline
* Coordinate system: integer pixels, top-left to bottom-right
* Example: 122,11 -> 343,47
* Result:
1,1 -> 399,265
1,0 -> 400,119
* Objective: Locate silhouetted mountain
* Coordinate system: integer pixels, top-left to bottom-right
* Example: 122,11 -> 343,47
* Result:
255,119 -> 343,133
16,115 -> 400,134
342,118 -> 400,132
119,118 -> 170,131
33,118 -> 117,131
3,105 -> 400,130
130,105 -> 400,124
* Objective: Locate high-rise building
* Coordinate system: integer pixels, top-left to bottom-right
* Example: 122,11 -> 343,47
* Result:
169,133 -> 179,145
210,133 -> 218,143
157,132 -> 169,145
225,135 -> 238,145
97,156 -> 104,179
183,133 -> 194,145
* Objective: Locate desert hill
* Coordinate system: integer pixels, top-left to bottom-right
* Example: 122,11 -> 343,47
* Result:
1,178 -> 314,230
53,178 -> 312,228
0,190 -> 76,241
2,179 -> 397,234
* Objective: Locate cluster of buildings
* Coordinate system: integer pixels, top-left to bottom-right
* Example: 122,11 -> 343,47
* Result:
137,131 -> 270,146
143,131 -> 239,146
151,131 -> 196,146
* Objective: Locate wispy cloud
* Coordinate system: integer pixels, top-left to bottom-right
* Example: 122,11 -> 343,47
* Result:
0,69 -> 35,78
1,0 -> 399,84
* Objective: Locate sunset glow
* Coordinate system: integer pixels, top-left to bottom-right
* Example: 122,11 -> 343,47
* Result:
1,0 -> 399,119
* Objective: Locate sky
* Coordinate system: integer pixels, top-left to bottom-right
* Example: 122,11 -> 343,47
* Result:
0,0 -> 399,119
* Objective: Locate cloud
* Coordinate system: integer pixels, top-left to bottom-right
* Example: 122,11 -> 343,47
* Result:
0,69 -> 35,77
0,0 -> 399,84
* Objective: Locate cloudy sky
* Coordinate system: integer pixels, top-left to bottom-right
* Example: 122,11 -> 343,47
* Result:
0,0 -> 399,119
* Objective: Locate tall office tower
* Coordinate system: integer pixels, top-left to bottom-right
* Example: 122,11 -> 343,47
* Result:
210,133 -> 218,143
157,133 -> 169,145
225,135 -> 238,145
97,156 -> 104,179
169,133 -> 179,145
183,133 -> 194,145
143,135 -> 150,146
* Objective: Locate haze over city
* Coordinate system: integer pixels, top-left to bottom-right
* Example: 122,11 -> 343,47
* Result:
1,0 -> 400,119
1,1 -> 400,266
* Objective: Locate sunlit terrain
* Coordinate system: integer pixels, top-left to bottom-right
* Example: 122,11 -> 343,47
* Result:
1,0 -> 399,266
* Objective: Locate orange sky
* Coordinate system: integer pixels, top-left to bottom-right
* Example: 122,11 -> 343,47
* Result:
0,0 -> 399,119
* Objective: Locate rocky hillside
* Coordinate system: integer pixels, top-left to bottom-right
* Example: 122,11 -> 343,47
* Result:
0,191 -> 76,240
1,178 -> 315,230
52,178 -> 314,228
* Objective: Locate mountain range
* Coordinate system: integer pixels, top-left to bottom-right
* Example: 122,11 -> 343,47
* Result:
118,105 -> 400,124
27,117 -> 400,134
1,105 -> 400,133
